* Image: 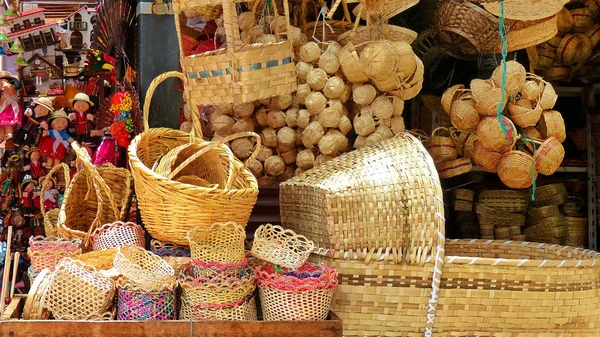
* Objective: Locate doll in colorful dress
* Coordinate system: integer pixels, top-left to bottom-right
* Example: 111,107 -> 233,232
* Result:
13,97 -> 52,150
23,147 -> 45,180
41,176 -> 58,212
0,71 -> 22,141
39,109 -> 74,169
68,93 -> 95,143
20,176 -> 36,217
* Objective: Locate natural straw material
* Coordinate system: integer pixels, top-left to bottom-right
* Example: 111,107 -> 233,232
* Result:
41,163 -> 70,237
90,221 -> 145,251
427,127 -> 457,163
186,222 -> 246,265
436,157 -> 472,179
252,224 -> 314,270
497,150 -> 537,189
478,189 -> 529,212
113,245 -> 175,286
76,248 -> 118,270
23,268 -> 53,320
535,137 -> 565,175
28,236 -> 82,271
483,0 -> 568,20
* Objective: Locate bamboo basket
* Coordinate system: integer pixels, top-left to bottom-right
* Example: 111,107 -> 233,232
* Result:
41,164 -> 70,237
531,183 -> 568,206
186,222 -> 246,264
23,268 -> 53,320
58,143 -> 132,246
475,202 -> 526,228
497,150 -> 537,189
427,127 -> 457,163
127,72 -> 259,245
482,0 -> 567,20
492,15 -> 558,53
76,248 -> 118,270
172,0 -> 296,106
471,140 -> 502,173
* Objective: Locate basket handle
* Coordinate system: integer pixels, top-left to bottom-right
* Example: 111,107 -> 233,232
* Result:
168,131 -> 261,189
431,127 -> 451,137
40,163 -> 71,218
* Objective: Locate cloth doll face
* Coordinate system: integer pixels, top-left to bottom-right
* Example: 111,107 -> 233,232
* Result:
73,100 -> 90,113
24,182 -> 34,192
51,117 -> 69,131
34,104 -> 51,118
30,151 -> 40,161
43,179 -> 54,190
0,79 -> 17,97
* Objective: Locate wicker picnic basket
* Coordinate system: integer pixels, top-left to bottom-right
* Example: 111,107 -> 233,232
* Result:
127,72 -> 260,245
28,236 -> 82,271
282,132 -> 600,336
41,164 -> 70,237
58,142 -> 132,245
89,221 -> 145,251
172,0 -> 296,106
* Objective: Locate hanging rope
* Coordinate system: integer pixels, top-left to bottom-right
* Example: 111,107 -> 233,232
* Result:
312,6 -> 334,44
517,129 -> 537,201
497,0 -> 508,136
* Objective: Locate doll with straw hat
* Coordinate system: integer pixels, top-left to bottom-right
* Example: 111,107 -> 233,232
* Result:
39,109 -> 74,169
69,93 -> 95,143
14,97 -> 53,149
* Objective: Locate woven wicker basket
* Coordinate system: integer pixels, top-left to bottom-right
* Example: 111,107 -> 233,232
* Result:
492,15 -> 558,53
478,189 -> 529,212
436,157 -> 472,178
450,129 -> 477,158
475,202 -> 526,228
252,224 -> 314,269
497,150 -> 537,189
186,222 -> 246,264
128,72 -> 259,245
531,183 -> 568,206
23,268 -> 53,320
76,248 -> 118,270
172,0 -> 296,106
427,127 -> 458,163
150,240 -> 191,257
116,279 -> 177,320
28,236 -> 82,271
89,221 -> 145,251
337,23 -> 418,49
58,143 -> 132,246
113,244 -> 175,286
41,163 -> 70,237
482,0 -> 567,20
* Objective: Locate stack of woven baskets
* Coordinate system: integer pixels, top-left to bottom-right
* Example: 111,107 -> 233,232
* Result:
180,222 -> 257,320
476,190 -> 528,240
535,4 -> 600,80
440,61 -> 566,187
251,224 -> 338,321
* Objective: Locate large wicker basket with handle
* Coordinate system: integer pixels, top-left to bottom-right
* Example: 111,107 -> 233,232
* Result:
172,0 -> 296,106
281,131 -> 600,336
127,72 -> 259,245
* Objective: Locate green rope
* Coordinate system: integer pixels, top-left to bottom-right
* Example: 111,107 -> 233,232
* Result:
497,1 -> 508,136
517,129 -> 537,201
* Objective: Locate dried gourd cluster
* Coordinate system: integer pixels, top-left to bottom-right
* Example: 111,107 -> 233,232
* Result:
439,61 -> 566,188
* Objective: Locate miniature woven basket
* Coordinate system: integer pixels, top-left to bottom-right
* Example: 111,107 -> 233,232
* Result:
476,116 -> 518,153
90,221 -> 145,251
450,129 -> 477,158
497,150 -> 538,189
179,266 -> 257,320
44,258 -> 115,320
113,245 -> 175,286
528,73 -> 558,110
41,163 -> 70,237
252,224 -> 315,270
537,110 -> 566,143
436,157 -> 472,179
478,189 -> 529,212
427,127 -> 458,164
23,268 -> 53,320
442,85 -> 467,114
186,222 -> 246,264
256,263 -> 338,321
508,99 -> 543,128
150,239 -> 190,257
28,236 -> 82,271
116,278 -> 177,320
338,42 -> 370,83
533,137 -> 565,175
530,183 -> 568,207
471,140 -> 502,173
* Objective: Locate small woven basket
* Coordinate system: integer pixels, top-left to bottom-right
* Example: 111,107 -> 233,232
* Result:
252,224 -> 315,270
471,140 -> 502,173
531,183 -> 568,207
442,85 -> 467,114
450,128 -> 477,158
450,95 -> 480,131
478,189 -> 528,212
41,163 -> 71,237
533,137 -> 565,175
256,263 -> 338,321
537,110 -> 566,143
508,99 -> 543,128
497,150 -> 537,189
528,205 -> 561,219
427,127 -> 458,163
528,73 -> 558,110
338,42 -> 369,83
113,245 -> 175,286
475,203 -> 526,228
186,222 -> 246,264
90,221 -> 145,251
28,236 -> 82,271
476,116 -> 518,153
116,278 -> 177,320
150,240 -> 191,257
44,258 -> 115,320
453,189 -> 474,201
436,157 -> 472,179
338,24 -> 418,49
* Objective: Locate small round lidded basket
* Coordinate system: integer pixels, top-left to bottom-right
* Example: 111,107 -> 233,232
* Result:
252,224 -> 315,270
90,221 -> 145,251
113,244 -> 175,285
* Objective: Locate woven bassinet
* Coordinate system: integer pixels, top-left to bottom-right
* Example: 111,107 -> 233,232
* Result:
172,0 -> 296,106
58,143 -> 132,245
127,72 -> 259,245
281,132 -> 600,336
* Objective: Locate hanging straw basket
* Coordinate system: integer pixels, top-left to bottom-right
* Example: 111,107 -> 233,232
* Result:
113,244 -> 175,286
23,268 -> 54,320
28,236 -> 82,271
116,278 -> 177,321
89,221 -> 145,251
186,222 -> 246,264
528,73 -> 558,109
436,157 -> 472,179
497,150 -> 537,189
450,129 -> 477,158
476,116 -> 519,153
41,164 -> 70,237
533,137 -> 565,175
441,85 -> 467,114
537,110 -> 566,142
172,0 -> 296,105
427,127 -> 458,163
449,95 -> 480,131
256,263 -> 338,321
58,142 -> 132,246
44,258 -> 115,320
338,42 -> 370,83
128,72 -> 259,246
471,140 -> 502,173
507,99 -> 543,128
252,224 -> 315,269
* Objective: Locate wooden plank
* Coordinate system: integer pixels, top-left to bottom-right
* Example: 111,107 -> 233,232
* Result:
1,294 -> 26,320
0,313 -> 342,337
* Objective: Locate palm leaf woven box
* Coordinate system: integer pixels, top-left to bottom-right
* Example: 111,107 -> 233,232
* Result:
280,132 -> 600,337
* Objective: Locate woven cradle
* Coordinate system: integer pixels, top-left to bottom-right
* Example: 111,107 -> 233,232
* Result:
41,163 -> 70,237
172,0 -> 296,106
58,143 -> 132,245
128,72 -> 259,245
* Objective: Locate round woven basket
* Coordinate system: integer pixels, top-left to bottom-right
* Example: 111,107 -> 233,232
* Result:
534,137 -> 565,175
528,73 -> 557,109
28,236 -> 82,271
497,150 -> 537,189
427,127 -> 458,163
482,0 -> 567,21
150,240 -> 191,257
570,8 -> 594,33
543,64 -> 571,82
536,47 -> 556,71
471,140 -> 502,173
475,203 -> 526,228
90,221 -> 145,251
537,110 -> 566,142
450,129 -> 477,158
507,99 -> 543,128
113,244 -> 175,286
531,183 -> 568,206
338,24 -> 418,49
556,33 -> 593,66
528,205 -> 561,219
187,222 -> 246,265
450,95 -> 480,131
116,279 -> 177,320
252,224 -> 315,270
128,72 -> 259,245
471,79 -> 507,116
442,85 -> 467,114
476,116 -> 518,153
338,42 -> 369,83
436,157 -> 473,179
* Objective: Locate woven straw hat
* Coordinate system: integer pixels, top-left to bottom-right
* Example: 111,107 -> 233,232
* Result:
483,0 -> 569,20
70,93 -> 95,107
33,97 -> 54,112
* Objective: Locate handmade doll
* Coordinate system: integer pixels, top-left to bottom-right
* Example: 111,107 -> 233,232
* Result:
68,93 -> 95,143
92,131 -> 120,166
39,109 -> 74,168
41,176 -> 58,212
0,71 -> 22,141
23,147 -> 45,179
20,176 -> 36,217
13,97 -> 52,149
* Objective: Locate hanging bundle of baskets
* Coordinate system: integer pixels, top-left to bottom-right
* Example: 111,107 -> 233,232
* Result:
255,263 -> 338,321
128,72 -> 260,245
